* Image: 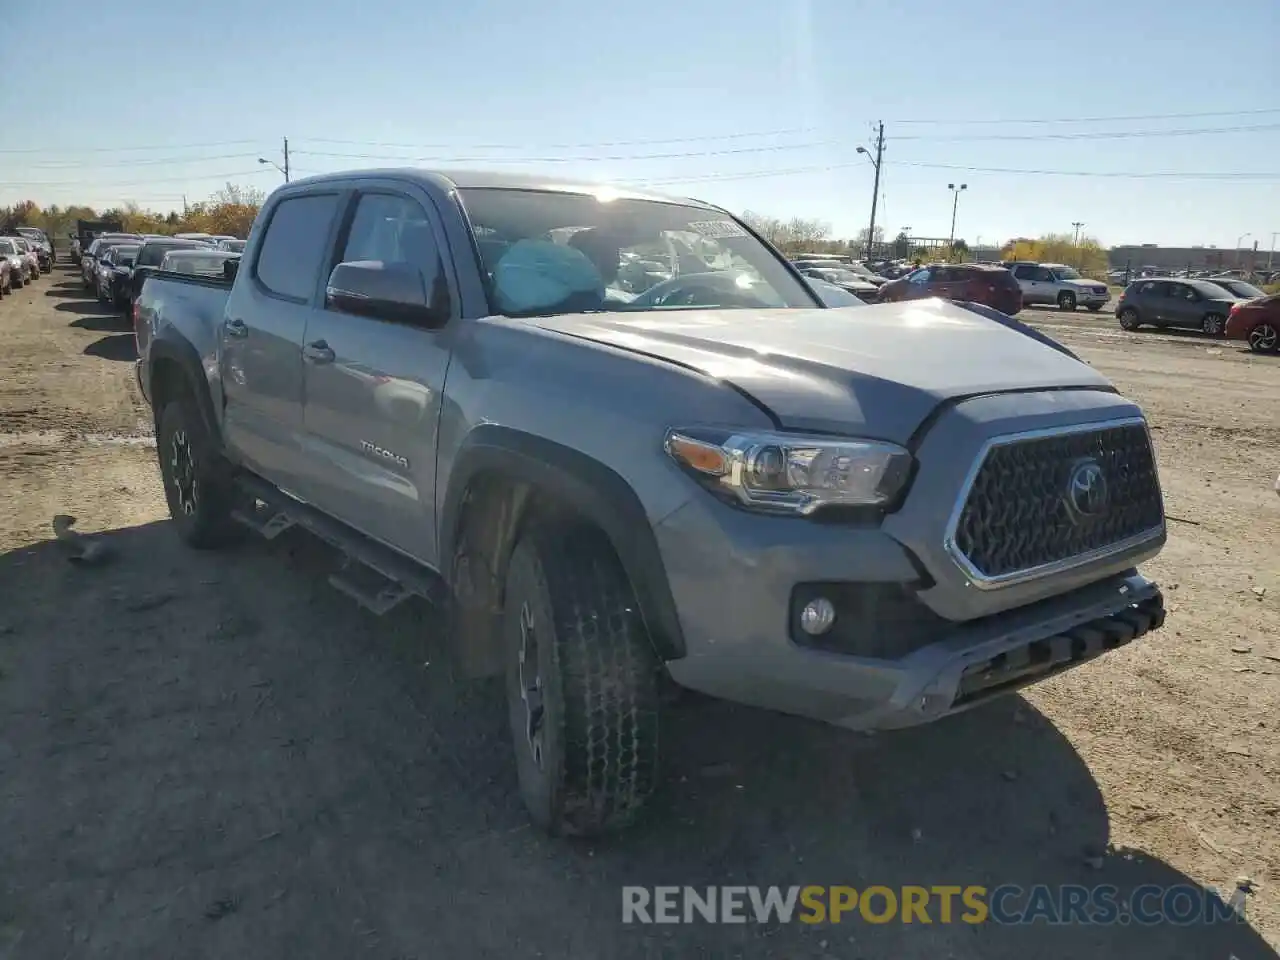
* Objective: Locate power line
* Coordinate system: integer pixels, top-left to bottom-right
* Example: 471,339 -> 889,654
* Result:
20,152 -> 265,170
889,106 -> 1280,125
290,140 -> 837,164
293,127 -> 817,151
0,139 -> 263,156
0,168 -> 274,188
890,160 -> 1279,180
893,122 -> 1280,142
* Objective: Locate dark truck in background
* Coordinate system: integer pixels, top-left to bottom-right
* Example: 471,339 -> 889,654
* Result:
72,218 -> 124,263
134,169 -> 1168,836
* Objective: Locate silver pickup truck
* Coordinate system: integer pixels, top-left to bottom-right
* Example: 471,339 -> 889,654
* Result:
134,169 -> 1168,836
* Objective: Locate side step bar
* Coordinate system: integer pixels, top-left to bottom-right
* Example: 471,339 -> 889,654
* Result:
233,473 -> 449,615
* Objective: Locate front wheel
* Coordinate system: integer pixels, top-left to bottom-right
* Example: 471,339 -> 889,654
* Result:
156,395 -> 243,548
1248,322 -> 1279,354
502,525 -> 660,836
1057,291 -> 1078,311
1118,307 -> 1141,331
1202,313 -> 1226,337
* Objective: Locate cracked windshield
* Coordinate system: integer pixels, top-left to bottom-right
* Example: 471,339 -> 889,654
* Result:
0,1 -> 1276,958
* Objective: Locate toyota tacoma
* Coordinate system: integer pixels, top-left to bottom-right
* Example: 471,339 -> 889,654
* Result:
134,169 -> 1168,836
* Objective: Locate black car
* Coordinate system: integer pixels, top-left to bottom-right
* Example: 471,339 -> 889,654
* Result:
1203,277 -> 1266,301
1115,278 -> 1239,336
96,244 -> 142,308
127,238 -> 211,311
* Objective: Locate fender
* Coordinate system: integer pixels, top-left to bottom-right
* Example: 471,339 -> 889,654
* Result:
440,425 -> 686,660
147,334 -> 224,448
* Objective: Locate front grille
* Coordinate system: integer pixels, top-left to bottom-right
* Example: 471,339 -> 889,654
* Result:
951,422 -> 1163,582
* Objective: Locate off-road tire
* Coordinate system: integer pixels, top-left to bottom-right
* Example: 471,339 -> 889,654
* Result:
1057,290 -> 1077,311
1118,307 -> 1141,331
156,394 -> 243,549
502,524 -> 660,836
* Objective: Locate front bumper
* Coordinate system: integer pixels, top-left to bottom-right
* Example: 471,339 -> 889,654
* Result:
657,491 -> 1164,729
1076,289 -> 1110,306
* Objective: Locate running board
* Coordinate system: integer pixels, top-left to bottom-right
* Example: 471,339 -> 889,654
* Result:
233,473 -> 449,614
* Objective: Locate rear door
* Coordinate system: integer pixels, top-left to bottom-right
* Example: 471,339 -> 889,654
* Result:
221,190 -> 346,493
297,185 -> 456,564
1162,282 -> 1198,328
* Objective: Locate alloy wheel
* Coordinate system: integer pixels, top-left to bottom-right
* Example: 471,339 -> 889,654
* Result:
169,429 -> 199,516
1249,323 -> 1278,353
517,602 -> 546,769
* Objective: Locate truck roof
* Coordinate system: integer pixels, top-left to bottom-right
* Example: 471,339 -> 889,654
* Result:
286,167 -> 716,210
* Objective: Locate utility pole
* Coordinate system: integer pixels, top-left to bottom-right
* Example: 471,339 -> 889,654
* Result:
947,183 -> 967,255
283,136 -> 290,183
857,122 -> 884,260
182,195 -> 188,217
1269,232 -> 1277,271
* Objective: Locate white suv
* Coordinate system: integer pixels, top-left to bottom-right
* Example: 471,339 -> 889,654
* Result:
1008,262 -> 1110,312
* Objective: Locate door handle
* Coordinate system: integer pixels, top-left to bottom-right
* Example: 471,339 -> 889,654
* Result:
224,317 -> 248,338
303,340 -> 335,364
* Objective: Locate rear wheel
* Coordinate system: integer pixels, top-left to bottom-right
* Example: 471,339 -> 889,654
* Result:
1118,307 -> 1141,331
1058,290 -> 1077,311
502,524 -> 660,836
156,394 -> 243,548
1202,313 -> 1226,337
1248,322 -> 1279,353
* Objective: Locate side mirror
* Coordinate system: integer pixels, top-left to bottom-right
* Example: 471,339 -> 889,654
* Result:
325,260 -> 450,328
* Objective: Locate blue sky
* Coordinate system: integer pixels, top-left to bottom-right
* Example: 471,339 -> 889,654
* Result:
4,0 -> 1278,250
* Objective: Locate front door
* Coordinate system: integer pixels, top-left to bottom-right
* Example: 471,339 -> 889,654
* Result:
297,188 -> 455,565
221,191 -> 345,493
1162,282 -> 1199,329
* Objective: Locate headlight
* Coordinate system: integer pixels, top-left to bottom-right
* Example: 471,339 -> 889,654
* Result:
665,428 -> 913,515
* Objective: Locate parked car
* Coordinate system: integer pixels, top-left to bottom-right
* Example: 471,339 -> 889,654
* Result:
214,238 -> 246,253
96,244 -> 142,307
173,232 -> 215,244
1005,262 -> 1110,312
74,218 -> 124,263
808,278 -> 868,307
877,262 -> 1023,315
0,250 -> 11,296
158,248 -> 240,277
81,235 -> 140,289
11,237 -> 40,278
134,168 -> 1167,837
126,238 -> 212,312
13,227 -> 53,270
1203,277 -> 1266,301
0,238 -> 28,287
795,266 -> 879,301
1115,278 -> 1239,335
1225,293 -> 1280,353
794,258 -> 886,287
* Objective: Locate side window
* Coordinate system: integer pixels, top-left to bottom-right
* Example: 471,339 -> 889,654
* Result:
908,268 -> 932,285
340,192 -> 439,275
1012,265 -> 1034,280
933,266 -> 956,283
1137,281 -> 1157,296
1033,267 -> 1054,282
255,193 -> 341,301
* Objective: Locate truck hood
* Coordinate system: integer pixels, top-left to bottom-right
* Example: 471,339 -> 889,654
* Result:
527,298 -> 1112,442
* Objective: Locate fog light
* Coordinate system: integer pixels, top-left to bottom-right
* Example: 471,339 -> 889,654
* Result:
799,597 -> 836,636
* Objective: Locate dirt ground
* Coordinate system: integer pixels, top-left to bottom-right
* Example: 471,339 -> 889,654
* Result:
1,270 -> 1278,959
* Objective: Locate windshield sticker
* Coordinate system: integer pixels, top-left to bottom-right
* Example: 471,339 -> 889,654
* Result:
687,219 -> 748,239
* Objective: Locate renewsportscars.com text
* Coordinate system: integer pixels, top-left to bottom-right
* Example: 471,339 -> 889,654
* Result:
622,884 -> 1247,926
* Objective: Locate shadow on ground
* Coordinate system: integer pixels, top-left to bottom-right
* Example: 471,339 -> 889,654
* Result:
70,313 -> 130,333
82,333 -> 138,362
0,520 -> 1272,959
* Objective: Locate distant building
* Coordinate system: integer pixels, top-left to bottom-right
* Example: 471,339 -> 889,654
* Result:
1108,245 -> 1260,272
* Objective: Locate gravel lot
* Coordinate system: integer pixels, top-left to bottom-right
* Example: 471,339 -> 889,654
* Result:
1,271 -> 1278,959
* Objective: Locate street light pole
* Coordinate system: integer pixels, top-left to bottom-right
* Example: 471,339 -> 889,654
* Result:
1235,232 -> 1251,268
1269,232 -> 1277,271
857,121 -> 884,260
947,183 -> 967,255
1071,221 -> 1084,245
258,136 -> 291,183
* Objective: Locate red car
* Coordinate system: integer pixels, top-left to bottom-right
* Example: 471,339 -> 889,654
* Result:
1225,293 -> 1279,354
877,262 -> 1023,315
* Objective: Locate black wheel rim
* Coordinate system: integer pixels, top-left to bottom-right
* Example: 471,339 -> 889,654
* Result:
517,601 -> 546,769
169,429 -> 198,516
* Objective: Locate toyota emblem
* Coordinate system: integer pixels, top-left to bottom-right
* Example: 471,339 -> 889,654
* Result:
1066,459 -> 1109,518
